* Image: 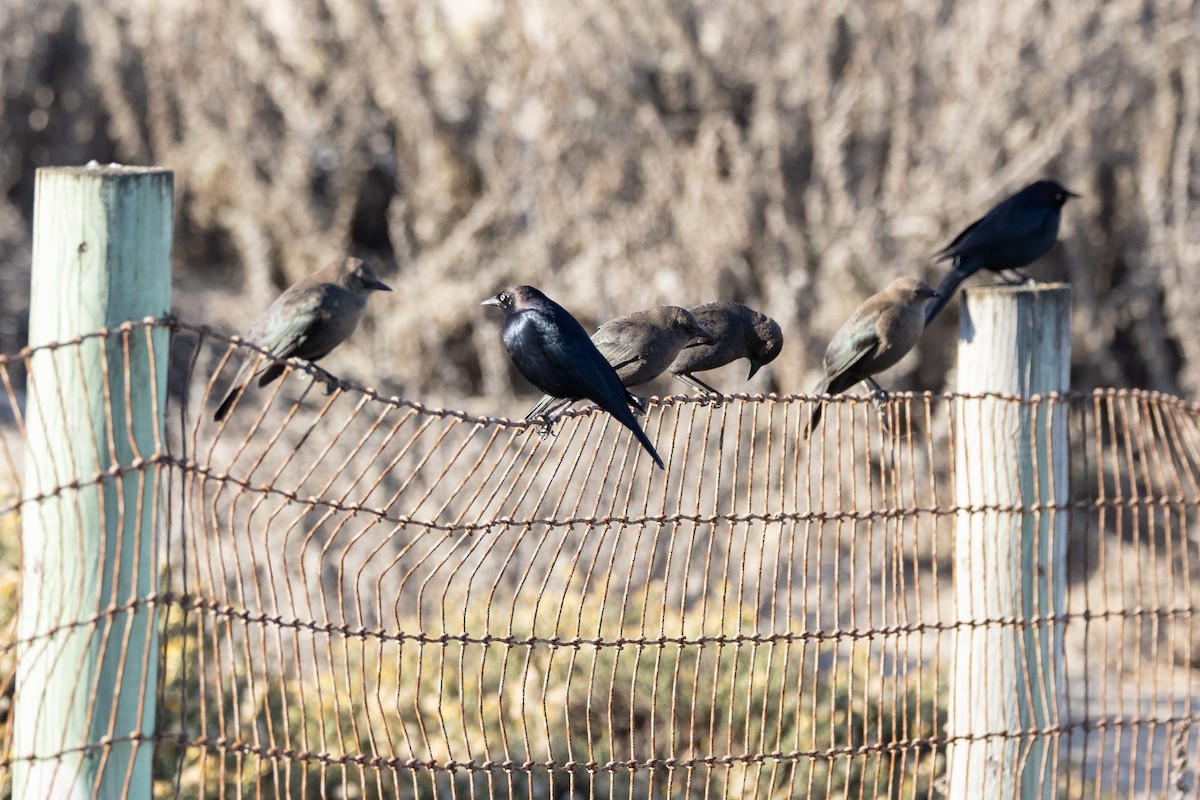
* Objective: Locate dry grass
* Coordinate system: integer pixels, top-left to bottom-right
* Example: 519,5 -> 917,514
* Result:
1,0 -> 1199,406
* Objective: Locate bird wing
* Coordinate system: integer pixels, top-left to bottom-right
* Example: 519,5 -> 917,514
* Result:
506,310 -> 619,399
807,326 -> 877,438
514,305 -> 664,468
822,316 -> 881,392
592,325 -> 648,373
938,194 -> 1052,261
558,335 -> 631,399
936,217 -> 983,260
246,287 -> 332,361
606,354 -> 643,373
237,287 -> 339,388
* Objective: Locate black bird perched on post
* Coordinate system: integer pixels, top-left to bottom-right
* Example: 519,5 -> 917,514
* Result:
667,302 -> 783,397
806,276 -> 939,436
525,305 -> 713,420
483,285 -> 665,469
213,257 -> 391,421
923,180 -> 1078,324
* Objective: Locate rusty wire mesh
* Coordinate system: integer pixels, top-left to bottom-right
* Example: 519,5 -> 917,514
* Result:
0,318 -> 1199,798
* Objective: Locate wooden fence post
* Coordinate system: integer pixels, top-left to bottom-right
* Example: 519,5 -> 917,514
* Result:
947,284 -> 1071,800
13,165 -> 172,799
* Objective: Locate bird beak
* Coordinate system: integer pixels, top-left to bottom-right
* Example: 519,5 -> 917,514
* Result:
1065,189 -> 1081,199
371,279 -> 392,292
747,361 -> 762,380
481,296 -> 502,308
686,328 -> 715,348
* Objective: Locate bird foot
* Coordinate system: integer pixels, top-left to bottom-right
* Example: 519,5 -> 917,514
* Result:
705,392 -> 727,407
533,414 -> 557,440
310,365 -> 339,394
869,391 -> 908,438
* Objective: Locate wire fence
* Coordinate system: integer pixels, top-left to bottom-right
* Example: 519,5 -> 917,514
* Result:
1,318 -> 1199,798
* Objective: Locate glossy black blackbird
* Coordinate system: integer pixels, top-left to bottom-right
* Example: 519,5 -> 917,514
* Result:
483,285 -> 664,469
924,180 -> 1078,323
526,305 -> 712,419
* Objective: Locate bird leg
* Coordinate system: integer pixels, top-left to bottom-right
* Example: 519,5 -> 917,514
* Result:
865,377 -> 889,408
525,397 -> 571,439
674,373 -> 725,406
525,394 -> 556,420
309,364 -> 341,394
864,377 -> 906,437
534,413 -> 557,439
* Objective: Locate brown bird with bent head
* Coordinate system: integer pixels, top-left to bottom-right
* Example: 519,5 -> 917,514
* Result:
668,302 -> 783,397
806,276 -> 939,436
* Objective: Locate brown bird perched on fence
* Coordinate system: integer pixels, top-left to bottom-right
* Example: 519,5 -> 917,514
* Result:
525,305 -> 713,420
213,257 -> 391,421
667,302 -> 783,398
805,276 -> 939,436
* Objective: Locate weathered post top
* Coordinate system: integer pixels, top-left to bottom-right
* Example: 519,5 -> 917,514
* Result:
27,163 -> 172,344
956,282 -> 1072,380
54,161 -> 170,176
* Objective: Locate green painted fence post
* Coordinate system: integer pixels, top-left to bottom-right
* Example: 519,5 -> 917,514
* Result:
14,164 -> 172,799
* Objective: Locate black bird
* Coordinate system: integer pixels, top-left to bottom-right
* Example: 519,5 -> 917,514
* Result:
526,305 -> 712,419
806,276 -> 938,436
213,257 -> 391,421
483,285 -> 665,469
667,302 -> 783,397
924,180 -> 1078,324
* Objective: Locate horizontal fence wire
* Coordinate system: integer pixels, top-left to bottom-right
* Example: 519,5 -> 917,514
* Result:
0,318 -> 1197,798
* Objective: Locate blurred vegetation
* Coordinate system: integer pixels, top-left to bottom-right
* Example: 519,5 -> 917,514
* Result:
0,0 -> 1198,412
0,1 -> 1197,796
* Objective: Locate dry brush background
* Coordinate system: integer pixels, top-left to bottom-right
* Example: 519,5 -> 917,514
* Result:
2,2 -> 1200,795
1,0 -> 1199,413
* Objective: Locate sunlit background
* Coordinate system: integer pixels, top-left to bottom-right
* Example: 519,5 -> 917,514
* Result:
1,0 -> 1197,415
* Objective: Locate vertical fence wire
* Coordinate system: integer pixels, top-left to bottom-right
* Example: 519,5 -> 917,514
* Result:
0,320 -> 1197,797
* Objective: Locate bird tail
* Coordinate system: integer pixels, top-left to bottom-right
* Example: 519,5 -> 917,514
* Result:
630,423 -> 665,469
923,263 -> 968,325
609,403 -> 664,469
213,381 -> 246,422
213,358 -> 256,422
804,377 -> 833,439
